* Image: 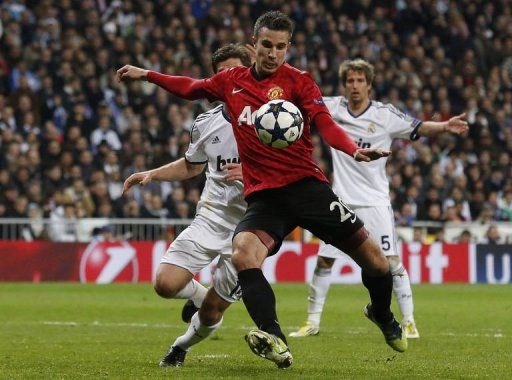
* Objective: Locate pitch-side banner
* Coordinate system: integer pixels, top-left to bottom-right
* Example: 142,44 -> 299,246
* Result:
0,241 -> 510,284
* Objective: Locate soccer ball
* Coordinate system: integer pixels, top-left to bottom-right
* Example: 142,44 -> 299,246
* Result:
254,100 -> 304,148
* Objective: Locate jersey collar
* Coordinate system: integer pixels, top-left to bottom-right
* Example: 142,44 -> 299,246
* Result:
250,63 -> 280,81
347,100 -> 372,118
221,105 -> 231,122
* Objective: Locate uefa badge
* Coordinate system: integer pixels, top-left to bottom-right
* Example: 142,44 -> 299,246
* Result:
267,86 -> 284,100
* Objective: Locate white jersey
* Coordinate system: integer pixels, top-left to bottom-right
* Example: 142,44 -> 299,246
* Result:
324,96 -> 422,206
185,105 -> 246,230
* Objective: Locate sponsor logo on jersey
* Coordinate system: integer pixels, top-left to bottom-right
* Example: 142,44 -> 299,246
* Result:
367,122 -> 376,134
232,87 -> 244,94
211,135 -> 221,144
267,86 -> 284,100
356,138 -> 371,149
216,155 -> 240,171
313,98 -> 325,105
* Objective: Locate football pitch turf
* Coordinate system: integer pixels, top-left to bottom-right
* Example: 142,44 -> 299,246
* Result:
1,283 -> 510,379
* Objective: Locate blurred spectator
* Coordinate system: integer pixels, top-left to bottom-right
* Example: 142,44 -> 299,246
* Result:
457,229 -> 473,244
91,225 -> 117,242
48,201 -> 78,242
90,116 -> 122,152
411,227 -> 425,243
480,225 -> 503,245
396,203 -> 415,227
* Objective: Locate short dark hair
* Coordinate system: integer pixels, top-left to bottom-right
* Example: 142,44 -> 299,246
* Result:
253,11 -> 294,39
211,44 -> 252,73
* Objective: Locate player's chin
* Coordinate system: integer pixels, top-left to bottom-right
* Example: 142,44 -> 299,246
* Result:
262,63 -> 279,73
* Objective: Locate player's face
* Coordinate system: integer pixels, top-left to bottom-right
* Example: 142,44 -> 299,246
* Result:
345,70 -> 371,104
252,27 -> 290,76
216,58 -> 244,73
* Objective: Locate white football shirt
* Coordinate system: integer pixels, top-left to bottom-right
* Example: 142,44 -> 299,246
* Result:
323,96 -> 422,206
185,105 -> 246,230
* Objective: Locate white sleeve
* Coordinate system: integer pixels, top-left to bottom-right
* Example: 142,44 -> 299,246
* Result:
386,104 -> 422,141
322,96 -> 341,115
185,119 -> 208,164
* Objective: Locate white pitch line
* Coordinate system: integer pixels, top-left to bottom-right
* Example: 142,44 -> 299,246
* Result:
197,354 -> 230,359
14,321 -> 508,339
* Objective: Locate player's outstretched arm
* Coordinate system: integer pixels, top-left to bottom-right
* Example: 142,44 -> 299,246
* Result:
122,158 -> 205,195
116,65 -> 210,100
223,163 -> 243,182
419,112 -> 469,136
314,112 -> 390,162
116,65 -> 149,82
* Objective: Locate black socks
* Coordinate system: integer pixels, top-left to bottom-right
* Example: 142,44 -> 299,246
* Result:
362,269 -> 394,323
238,268 -> 287,344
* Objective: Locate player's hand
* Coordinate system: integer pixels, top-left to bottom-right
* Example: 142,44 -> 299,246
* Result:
446,113 -> 469,135
122,171 -> 153,194
116,65 -> 149,82
353,148 -> 391,162
223,163 -> 243,182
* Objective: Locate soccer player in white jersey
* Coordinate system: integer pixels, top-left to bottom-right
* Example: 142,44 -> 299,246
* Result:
123,45 -> 251,367
290,59 -> 468,339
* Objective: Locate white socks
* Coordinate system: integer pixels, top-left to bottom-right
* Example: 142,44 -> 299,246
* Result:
391,263 -> 414,322
175,279 -> 208,308
173,312 -> 223,351
307,266 -> 332,328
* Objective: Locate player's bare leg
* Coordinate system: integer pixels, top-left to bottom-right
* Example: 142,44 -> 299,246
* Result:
388,255 -> 419,338
232,231 -> 292,368
160,288 -> 230,367
154,263 -> 207,309
348,237 -> 407,352
290,256 -> 334,337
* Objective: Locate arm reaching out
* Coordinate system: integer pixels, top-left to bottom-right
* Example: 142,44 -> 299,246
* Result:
419,113 -> 469,137
314,112 -> 390,162
123,158 -> 205,195
116,65 -> 209,100
116,65 -> 149,81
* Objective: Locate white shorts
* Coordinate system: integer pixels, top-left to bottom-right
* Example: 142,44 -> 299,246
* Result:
161,215 -> 240,303
318,205 -> 398,259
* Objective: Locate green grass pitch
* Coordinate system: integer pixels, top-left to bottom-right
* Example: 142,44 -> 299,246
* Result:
1,283 -> 510,379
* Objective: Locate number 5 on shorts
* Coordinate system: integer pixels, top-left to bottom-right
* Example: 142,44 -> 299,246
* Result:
381,235 -> 390,251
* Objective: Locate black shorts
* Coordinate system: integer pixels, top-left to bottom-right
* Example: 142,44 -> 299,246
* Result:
234,178 -> 366,255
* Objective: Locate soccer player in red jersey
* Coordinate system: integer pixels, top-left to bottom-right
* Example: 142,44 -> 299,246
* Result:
117,11 -> 406,368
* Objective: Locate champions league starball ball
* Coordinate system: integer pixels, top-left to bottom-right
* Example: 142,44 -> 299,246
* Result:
254,100 -> 304,148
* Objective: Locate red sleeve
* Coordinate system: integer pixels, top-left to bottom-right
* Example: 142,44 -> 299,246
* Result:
314,112 -> 359,156
147,70 -> 230,102
296,71 -> 331,121
295,71 -> 358,156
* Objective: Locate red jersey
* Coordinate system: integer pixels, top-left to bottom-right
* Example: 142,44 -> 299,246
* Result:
200,63 -> 329,197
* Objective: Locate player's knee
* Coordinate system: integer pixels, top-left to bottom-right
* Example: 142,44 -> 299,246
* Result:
231,249 -> 249,271
153,276 -> 179,299
317,256 -> 335,269
232,237 -> 258,271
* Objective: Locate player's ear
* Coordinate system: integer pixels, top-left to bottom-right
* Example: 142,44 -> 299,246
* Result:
252,35 -> 257,47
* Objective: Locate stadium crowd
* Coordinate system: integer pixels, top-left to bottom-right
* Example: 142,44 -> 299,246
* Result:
0,0 -> 511,242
